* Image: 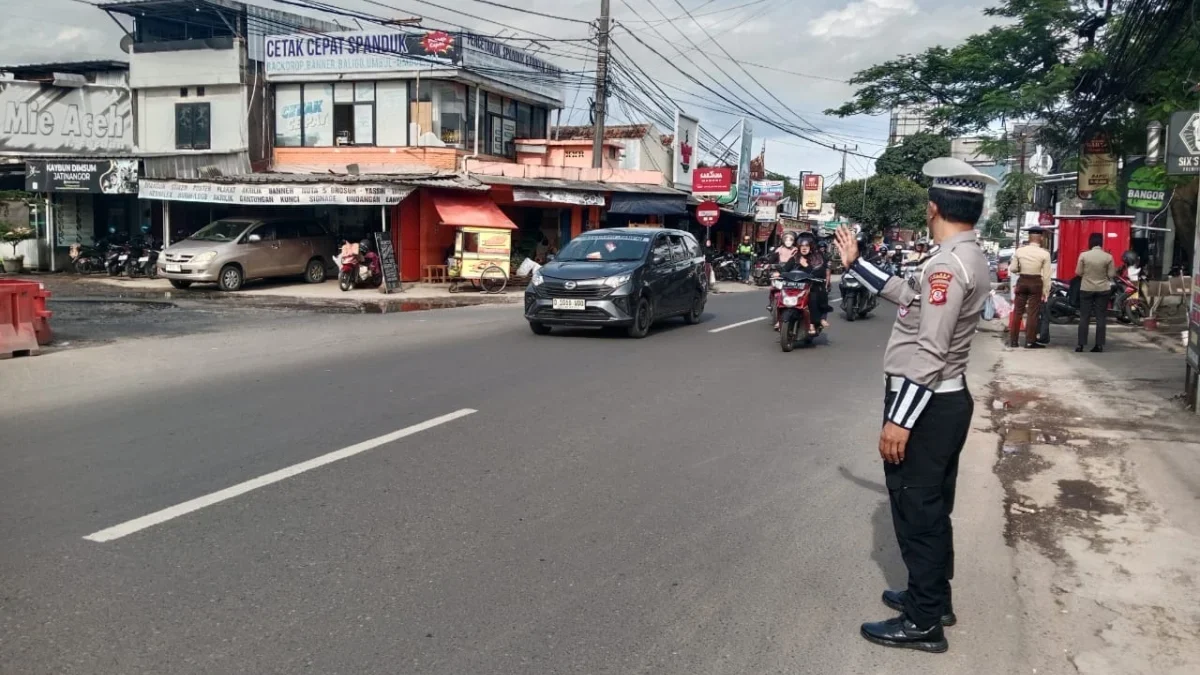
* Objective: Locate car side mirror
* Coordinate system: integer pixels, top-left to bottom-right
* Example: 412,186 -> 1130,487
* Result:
247,234 -> 262,243
653,254 -> 667,265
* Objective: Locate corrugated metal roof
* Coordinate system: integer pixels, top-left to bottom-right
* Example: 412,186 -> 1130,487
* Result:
156,172 -> 488,190
2,60 -> 128,74
476,174 -> 684,196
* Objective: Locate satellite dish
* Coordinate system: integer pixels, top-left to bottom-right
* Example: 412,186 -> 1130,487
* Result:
119,35 -> 134,54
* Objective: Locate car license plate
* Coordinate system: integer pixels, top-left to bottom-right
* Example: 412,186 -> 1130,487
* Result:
118,255 -> 127,261
138,257 -> 148,263
552,298 -> 586,310
166,264 -> 182,273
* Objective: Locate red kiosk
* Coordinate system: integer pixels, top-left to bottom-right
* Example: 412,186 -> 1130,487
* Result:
1052,215 -> 1134,281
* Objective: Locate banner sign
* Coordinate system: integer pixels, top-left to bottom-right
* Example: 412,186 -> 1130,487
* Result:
802,174 -> 824,211
462,34 -> 564,103
512,187 -> 604,206
265,30 -> 460,77
139,180 -> 415,206
1077,135 -> 1118,198
1167,110 -> 1200,176
751,180 -> 785,200
692,166 -> 732,197
0,82 -> 132,155
25,159 -> 138,194
754,198 -> 778,223
1122,158 -> 1170,213
716,120 -> 753,214
673,111 -> 700,193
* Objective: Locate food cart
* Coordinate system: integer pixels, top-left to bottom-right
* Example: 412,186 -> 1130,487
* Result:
449,225 -> 514,294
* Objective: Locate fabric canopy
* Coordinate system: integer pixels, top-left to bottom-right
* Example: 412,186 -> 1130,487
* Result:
429,191 -> 518,230
608,192 -> 688,216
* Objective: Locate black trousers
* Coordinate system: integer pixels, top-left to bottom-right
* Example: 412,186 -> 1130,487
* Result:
1078,290 -> 1109,347
882,387 -> 974,629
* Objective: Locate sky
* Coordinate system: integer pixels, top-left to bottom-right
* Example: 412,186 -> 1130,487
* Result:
2,0 -> 1003,184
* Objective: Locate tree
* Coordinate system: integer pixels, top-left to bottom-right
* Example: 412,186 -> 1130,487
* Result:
826,0 -> 1199,259
875,133 -> 951,187
828,174 -> 928,235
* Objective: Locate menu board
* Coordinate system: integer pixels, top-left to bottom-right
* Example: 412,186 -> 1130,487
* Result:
374,233 -> 401,293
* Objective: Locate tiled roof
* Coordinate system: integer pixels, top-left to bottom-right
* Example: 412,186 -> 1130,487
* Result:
552,124 -> 653,141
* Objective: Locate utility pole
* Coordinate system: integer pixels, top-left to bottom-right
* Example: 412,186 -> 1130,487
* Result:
591,0 -> 611,170
834,144 -> 857,185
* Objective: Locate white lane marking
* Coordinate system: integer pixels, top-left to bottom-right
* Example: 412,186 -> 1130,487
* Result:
708,317 -> 765,333
83,408 -> 477,543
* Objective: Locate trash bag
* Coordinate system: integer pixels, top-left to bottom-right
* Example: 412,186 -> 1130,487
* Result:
991,292 -> 1012,320
517,257 -> 540,277
982,293 -> 996,321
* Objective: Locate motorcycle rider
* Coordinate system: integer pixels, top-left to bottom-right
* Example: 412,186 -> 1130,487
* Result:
794,233 -> 832,334
737,235 -> 755,283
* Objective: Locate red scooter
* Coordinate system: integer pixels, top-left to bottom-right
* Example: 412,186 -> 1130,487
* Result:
772,268 -> 823,352
338,240 -> 382,291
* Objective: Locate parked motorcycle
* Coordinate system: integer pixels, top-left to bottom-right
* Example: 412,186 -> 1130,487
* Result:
105,241 -> 132,276
1046,275 -> 1149,326
70,242 -> 108,274
338,240 -> 382,291
839,271 -> 877,321
752,257 -> 774,287
707,252 -> 741,282
125,238 -> 161,279
773,269 -> 823,352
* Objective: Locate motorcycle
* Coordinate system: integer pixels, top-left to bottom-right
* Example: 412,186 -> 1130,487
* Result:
773,269 -> 823,352
839,271 -> 877,321
105,241 -> 132,276
708,252 -> 741,282
1046,274 -> 1149,326
338,241 -> 382,291
125,238 -> 161,279
752,257 -> 774,286
70,242 -> 108,274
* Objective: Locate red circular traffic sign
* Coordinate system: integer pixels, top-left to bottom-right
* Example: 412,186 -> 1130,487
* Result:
696,200 -> 720,227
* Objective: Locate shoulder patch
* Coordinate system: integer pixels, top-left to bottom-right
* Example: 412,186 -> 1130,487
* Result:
928,270 -> 953,305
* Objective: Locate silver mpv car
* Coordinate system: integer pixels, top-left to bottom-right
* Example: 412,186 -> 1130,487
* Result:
158,218 -> 336,291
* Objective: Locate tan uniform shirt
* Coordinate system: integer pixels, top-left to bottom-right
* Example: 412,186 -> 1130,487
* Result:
1076,247 -> 1116,293
1008,243 -> 1051,291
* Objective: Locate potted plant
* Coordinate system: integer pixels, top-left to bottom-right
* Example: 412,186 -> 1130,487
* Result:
0,221 -> 36,274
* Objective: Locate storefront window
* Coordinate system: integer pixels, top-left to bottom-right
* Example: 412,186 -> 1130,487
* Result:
466,86 -> 477,151
434,82 -> 466,148
375,80 -> 408,146
517,102 -> 531,140
532,107 -> 547,139
477,91 -> 549,156
333,82 -> 374,146
275,84 -> 303,147
302,83 -> 334,147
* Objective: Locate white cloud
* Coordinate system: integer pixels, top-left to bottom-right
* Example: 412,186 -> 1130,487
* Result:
809,0 -> 919,40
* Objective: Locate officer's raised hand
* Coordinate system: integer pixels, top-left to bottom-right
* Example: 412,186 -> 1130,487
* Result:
835,226 -> 859,267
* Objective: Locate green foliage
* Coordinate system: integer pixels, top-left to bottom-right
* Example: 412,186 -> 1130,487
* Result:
0,220 -> 35,256
828,174 -> 928,234
826,0 -> 1200,158
875,133 -> 952,187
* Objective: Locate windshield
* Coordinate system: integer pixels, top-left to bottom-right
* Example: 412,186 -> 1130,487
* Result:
189,220 -> 254,242
555,235 -> 651,262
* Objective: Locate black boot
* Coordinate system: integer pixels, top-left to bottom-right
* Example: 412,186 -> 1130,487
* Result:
860,615 -> 948,653
881,589 -> 957,626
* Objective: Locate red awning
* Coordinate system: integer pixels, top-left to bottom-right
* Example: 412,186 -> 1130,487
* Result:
429,191 -> 518,230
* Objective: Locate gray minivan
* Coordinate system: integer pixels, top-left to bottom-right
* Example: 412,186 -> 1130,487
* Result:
158,218 -> 336,291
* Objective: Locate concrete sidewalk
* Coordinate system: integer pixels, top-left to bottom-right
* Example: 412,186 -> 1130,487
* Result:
980,316 -> 1200,674
17,273 -> 522,311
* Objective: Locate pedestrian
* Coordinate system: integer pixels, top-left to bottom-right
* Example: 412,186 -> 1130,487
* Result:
1076,233 -> 1115,353
1007,227 -> 1051,349
737,235 -> 755,283
834,157 -> 995,654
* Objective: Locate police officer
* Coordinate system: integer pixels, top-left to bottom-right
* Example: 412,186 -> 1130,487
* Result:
834,157 -> 995,654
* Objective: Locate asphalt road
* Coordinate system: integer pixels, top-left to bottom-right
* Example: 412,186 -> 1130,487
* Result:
0,290 -> 1017,674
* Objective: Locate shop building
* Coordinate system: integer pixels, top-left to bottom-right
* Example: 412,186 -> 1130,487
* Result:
0,60 -> 140,270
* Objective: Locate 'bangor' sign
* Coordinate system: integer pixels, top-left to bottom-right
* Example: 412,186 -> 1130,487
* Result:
140,180 -> 415,206
265,30 -> 461,76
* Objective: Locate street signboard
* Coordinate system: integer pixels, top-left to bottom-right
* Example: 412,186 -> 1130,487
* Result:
374,233 -> 401,294
696,200 -> 720,227
802,174 -> 824,211
751,180 -> 785,200
673,111 -> 700,192
1167,110 -> 1200,176
692,167 -> 732,197
754,198 -> 778,223
1123,158 -> 1169,213
1078,135 -> 1118,198
25,159 -> 138,194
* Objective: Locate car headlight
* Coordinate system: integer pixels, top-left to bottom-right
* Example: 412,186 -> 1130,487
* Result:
192,251 -> 218,265
603,273 -> 632,288
532,269 -> 544,286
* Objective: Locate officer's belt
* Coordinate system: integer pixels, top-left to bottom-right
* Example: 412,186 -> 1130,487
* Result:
886,374 -> 965,394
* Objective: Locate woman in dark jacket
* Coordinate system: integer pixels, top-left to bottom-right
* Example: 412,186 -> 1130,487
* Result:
782,234 -> 832,334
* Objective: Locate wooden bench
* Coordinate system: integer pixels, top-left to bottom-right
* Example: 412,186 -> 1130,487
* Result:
422,265 -> 448,283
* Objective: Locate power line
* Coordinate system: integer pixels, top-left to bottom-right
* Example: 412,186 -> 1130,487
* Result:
458,0 -> 593,25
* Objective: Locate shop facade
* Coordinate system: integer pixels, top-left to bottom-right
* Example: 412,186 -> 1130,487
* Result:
0,62 -> 140,270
